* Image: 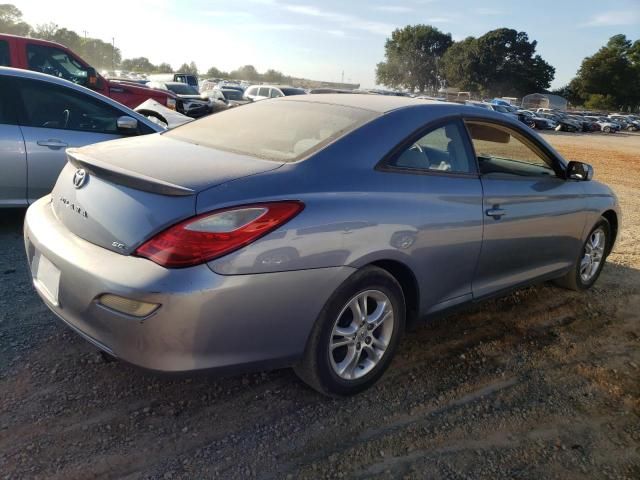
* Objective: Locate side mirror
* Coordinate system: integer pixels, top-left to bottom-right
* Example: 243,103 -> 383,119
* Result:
566,161 -> 593,181
117,116 -> 138,134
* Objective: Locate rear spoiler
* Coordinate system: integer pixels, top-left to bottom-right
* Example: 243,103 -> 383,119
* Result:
67,150 -> 195,197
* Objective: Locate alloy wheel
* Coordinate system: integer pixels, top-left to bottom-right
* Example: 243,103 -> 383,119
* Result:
580,228 -> 606,283
328,290 -> 394,380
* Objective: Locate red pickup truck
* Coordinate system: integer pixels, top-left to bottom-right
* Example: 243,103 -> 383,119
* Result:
0,33 -> 179,111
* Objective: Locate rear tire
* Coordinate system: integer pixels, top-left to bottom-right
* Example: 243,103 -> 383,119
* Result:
554,218 -> 610,291
294,266 -> 405,396
603,126 -> 611,133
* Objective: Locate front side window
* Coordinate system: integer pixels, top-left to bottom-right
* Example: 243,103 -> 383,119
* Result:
258,87 -> 270,97
0,77 -> 16,124
165,100 -> 376,162
18,79 -> 125,134
27,44 -> 89,85
390,122 -> 475,174
465,121 -> 556,177
269,88 -> 282,98
0,41 -> 10,66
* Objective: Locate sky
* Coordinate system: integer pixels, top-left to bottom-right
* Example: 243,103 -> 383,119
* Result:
14,0 -> 640,89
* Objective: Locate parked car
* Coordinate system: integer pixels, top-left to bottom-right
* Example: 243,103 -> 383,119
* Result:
243,85 -> 306,101
517,109 -> 556,129
202,87 -> 251,111
0,67 -> 163,207
0,34 -> 179,112
536,112 -> 581,132
466,101 -> 518,121
148,81 -> 213,118
148,73 -> 199,89
24,95 -> 619,396
585,116 -> 619,133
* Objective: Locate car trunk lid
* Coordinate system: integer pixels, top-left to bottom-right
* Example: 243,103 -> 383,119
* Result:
51,134 -> 284,255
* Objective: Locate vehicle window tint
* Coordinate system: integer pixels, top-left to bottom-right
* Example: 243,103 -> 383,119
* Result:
0,77 -> 17,124
18,79 -> 124,134
258,87 -> 270,97
269,89 -> 282,98
166,100 -> 376,162
26,44 -> 89,85
391,122 -> 475,173
465,121 -> 555,177
0,41 -> 9,66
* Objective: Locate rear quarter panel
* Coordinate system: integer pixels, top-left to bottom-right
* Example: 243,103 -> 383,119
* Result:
199,105 -> 484,311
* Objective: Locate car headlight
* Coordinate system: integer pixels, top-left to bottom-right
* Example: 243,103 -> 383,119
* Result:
166,97 -> 177,110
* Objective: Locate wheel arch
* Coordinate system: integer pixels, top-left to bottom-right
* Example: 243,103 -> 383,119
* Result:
601,209 -> 618,254
369,259 -> 420,322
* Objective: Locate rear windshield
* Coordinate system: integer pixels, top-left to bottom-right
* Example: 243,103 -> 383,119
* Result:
167,83 -> 199,95
221,89 -> 243,100
165,100 -> 376,162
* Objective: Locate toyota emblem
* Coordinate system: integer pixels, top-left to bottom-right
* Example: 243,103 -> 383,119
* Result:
72,169 -> 88,189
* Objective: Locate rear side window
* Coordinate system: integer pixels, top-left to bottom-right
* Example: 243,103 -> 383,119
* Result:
17,78 -> 125,134
0,41 -> 10,66
390,122 -> 475,174
165,100 -> 376,162
258,87 -> 270,97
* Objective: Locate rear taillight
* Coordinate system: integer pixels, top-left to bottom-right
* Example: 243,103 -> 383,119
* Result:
135,201 -> 304,268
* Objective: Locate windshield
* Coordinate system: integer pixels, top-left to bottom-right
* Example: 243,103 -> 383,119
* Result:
167,83 -> 200,95
165,100 -> 376,162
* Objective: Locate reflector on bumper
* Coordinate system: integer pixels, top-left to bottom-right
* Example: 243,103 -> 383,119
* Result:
98,294 -> 160,317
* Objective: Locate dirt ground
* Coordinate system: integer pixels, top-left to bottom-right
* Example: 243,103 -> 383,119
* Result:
0,131 -> 639,479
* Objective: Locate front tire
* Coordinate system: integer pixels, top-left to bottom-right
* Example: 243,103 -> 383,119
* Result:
554,218 -> 610,291
294,266 -> 405,396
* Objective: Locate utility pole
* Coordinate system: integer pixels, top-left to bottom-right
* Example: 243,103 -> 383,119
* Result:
82,30 -> 88,39
341,70 -> 344,84
112,37 -> 115,71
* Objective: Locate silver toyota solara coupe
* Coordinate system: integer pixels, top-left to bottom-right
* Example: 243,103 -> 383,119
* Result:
24,95 -> 620,396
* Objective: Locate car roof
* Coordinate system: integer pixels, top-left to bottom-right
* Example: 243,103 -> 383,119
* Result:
277,93 -> 451,113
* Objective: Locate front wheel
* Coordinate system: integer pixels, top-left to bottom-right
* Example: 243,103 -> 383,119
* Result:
294,266 -> 405,396
603,126 -> 611,133
554,218 -> 610,291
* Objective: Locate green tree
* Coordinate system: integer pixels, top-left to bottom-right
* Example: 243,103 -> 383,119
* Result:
570,35 -> 640,111
441,28 -> 554,97
177,62 -> 198,74
205,66 -> 228,78
263,68 -> 285,83
376,25 -> 452,92
121,57 -> 157,73
156,62 -> 174,73
0,4 -> 31,35
230,64 -> 260,81
584,94 -> 618,111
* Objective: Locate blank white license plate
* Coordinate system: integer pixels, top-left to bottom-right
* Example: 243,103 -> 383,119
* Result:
33,252 -> 61,306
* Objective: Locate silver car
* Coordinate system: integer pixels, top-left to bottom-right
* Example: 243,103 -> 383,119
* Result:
0,67 -> 163,207
24,95 -> 620,396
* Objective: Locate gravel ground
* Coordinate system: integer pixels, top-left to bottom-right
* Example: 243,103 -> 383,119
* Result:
1,131 -> 639,479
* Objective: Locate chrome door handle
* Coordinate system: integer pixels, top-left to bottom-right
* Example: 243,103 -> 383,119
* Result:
37,139 -> 68,149
486,207 -> 506,219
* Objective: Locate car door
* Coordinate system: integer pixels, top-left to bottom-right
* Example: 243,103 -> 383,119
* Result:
0,74 -> 27,206
14,77 -> 129,202
464,119 -> 587,298
380,119 -> 484,311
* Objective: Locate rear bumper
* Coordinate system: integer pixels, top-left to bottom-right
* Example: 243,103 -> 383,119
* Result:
24,196 -> 354,373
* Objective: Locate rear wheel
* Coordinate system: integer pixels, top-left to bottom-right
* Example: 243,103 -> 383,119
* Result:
603,126 -> 611,133
294,266 -> 405,396
554,218 -> 610,291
